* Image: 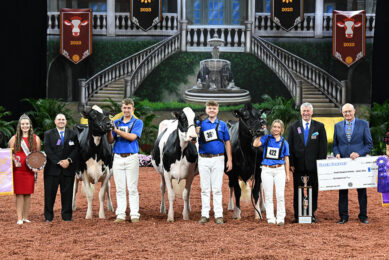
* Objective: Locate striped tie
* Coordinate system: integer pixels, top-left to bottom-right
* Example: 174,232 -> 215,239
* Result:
346,122 -> 351,142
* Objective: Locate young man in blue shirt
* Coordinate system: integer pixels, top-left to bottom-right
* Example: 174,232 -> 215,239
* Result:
108,98 -> 143,223
197,100 -> 232,224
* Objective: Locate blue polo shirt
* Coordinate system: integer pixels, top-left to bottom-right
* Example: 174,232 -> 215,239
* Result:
112,116 -> 143,154
260,134 -> 290,166
199,118 -> 230,154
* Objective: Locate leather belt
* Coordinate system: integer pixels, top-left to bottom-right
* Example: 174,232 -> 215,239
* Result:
117,153 -> 136,158
262,164 -> 283,168
199,153 -> 224,158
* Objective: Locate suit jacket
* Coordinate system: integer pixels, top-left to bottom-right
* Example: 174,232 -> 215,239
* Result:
333,118 -> 373,158
288,119 -> 327,173
44,128 -> 80,176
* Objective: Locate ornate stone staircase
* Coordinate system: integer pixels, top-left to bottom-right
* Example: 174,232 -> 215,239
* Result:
87,79 -> 124,107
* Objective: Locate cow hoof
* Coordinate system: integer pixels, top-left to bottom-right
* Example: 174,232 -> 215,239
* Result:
233,208 -> 241,219
167,218 -> 175,223
227,204 -> 234,211
85,215 -> 92,220
183,215 -> 190,221
99,214 -> 106,219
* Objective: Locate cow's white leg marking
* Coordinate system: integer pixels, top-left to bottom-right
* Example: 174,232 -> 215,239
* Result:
72,175 -> 79,211
82,172 -> 95,219
106,168 -> 114,212
164,172 -> 175,222
98,174 -> 108,219
182,175 -> 194,220
227,186 -> 234,211
160,175 -> 166,214
233,206 -> 241,220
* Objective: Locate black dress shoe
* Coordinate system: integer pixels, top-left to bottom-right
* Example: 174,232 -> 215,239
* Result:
292,219 -> 298,223
63,219 -> 72,222
312,216 -> 318,223
337,219 -> 348,224
360,219 -> 369,224
45,220 -> 52,222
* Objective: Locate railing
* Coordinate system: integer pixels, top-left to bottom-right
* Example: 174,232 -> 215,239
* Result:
254,12 -> 375,38
186,25 -> 246,52
47,12 -> 179,36
259,37 -> 345,107
126,33 -> 181,97
79,40 -> 166,109
251,35 -> 302,106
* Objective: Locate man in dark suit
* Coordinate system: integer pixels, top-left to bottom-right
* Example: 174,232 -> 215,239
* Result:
288,102 -> 327,223
44,113 -> 79,222
333,103 -> 373,224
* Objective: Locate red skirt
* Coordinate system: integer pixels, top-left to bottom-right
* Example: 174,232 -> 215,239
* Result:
13,169 -> 35,194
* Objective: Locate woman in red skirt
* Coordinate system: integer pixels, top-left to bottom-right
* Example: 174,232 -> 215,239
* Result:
8,114 -> 41,225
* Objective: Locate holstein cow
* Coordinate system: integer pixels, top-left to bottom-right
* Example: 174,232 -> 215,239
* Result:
336,18 -> 361,38
226,103 -> 267,220
64,16 -> 89,37
151,107 -> 198,222
72,105 -> 114,219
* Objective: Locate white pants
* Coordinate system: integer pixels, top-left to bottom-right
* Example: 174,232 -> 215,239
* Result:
198,156 -> 225,219
113,154 -> 140,220
261,165 -> 286,223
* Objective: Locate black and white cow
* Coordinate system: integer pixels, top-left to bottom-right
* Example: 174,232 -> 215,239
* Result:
226,103 -> 267,220
72,105 -> 114,219
151,107 -> 198,222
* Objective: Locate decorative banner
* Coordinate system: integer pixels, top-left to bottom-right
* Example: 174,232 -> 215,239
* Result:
130,0 -> 162,31
332,10 -> 366,67
60,8 -> 93,64
0,149 -> 14,196
271,0 -> 304,31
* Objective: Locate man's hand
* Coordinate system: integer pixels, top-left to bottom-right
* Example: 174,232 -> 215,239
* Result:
290,166 -> 295,173
335,154 -> 341,159
59,160 -> 70,169
226,160 -> 232,172
350,152 -> 359,160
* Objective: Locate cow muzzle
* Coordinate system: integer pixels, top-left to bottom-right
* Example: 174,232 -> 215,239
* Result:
190,136 -> 197,143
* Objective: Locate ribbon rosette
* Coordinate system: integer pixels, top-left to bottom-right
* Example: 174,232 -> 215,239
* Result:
377,156 -> 389,193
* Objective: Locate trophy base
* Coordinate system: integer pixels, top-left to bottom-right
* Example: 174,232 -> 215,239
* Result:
298,216 -> 312,224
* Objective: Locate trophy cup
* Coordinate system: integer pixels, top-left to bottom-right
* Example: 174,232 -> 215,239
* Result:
298,176 -> 313,224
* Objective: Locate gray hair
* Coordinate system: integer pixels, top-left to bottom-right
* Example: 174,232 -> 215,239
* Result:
342,103 -> 355,111
55,113 -> 66,120
300,102 -> 313,111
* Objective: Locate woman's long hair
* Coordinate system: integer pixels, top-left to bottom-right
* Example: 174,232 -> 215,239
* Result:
14,114 -> 36,152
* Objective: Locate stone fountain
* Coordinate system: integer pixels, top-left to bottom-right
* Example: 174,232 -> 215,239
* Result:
183,37 -> 251,104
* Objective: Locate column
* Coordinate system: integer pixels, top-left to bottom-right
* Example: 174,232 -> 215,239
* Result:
314,0 -> 323,38
245,0 -> 253,52
180,0 -> 187,51
106,0 -> 115,36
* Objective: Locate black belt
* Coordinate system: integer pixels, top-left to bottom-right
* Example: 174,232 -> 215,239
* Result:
262,164 -> 283,168
199,153 -> 224,158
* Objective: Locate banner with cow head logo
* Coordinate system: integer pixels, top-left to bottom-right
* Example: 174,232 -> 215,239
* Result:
333,10 -> 366,67
271,0 -> 304,31
60,8 -> 92,64
130,0 -> 162,31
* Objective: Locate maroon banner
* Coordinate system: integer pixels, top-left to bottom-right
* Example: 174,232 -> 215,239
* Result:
60,9 -> 92,64
332,10 -> 365,67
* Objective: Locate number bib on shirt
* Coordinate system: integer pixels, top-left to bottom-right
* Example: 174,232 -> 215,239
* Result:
203,128 -> 218,142
265,147 -> 280,159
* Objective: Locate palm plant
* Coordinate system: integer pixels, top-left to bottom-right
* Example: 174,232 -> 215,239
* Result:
0,106 -> 16,147
100,98 -> 121,115
257,94 -> 300,137
22,98 -> 75,138
369,100 -> 389,155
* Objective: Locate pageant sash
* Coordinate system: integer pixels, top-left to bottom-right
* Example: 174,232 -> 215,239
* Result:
0,149 -> 14,195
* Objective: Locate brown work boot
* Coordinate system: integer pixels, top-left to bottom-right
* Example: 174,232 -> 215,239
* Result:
198,216 -> 209,224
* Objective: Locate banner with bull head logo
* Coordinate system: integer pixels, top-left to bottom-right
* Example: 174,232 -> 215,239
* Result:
332,10 -> 366,67
60,8 -> 92,64
271,0 -> 304,31
130,0 -> 162,31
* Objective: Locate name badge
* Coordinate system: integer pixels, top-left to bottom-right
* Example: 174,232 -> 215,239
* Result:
69,140 -> 74,146
311,135 -> 317,140
119,126 -> 129,133
56,139 -> 61,146
203,129 -> 218,142
266,147 -> 280,159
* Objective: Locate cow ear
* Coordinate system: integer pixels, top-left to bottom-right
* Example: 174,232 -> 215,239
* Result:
232,110 -> 240,118
172,111 -> 180,119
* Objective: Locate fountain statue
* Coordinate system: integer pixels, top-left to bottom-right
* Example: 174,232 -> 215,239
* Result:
183,37 -> 251,104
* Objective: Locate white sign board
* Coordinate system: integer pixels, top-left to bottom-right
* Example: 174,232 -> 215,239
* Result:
317,156 -> 379,191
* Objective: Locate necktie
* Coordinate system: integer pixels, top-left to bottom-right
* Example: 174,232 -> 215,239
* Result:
60,131 -> 64,145
346,122 -> 352,142
304,122 -> 309,145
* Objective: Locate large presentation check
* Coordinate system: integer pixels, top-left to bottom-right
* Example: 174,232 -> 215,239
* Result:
317,156 -> 379,191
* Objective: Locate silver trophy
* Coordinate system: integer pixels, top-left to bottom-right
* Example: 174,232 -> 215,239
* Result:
298,176 -> 313,224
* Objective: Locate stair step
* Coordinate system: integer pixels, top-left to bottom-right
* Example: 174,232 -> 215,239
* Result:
89,97 -> 123,102
98,90 -> 124,95
92,93 -> 124,98
311,103 -> 336,108
304,98 -> 330,103
87,101 -> 120,107
303,94 -> 327,98
313,107 -> 340,116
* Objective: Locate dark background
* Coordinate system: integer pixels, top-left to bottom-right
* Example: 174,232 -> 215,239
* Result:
1,0 -> 388,120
